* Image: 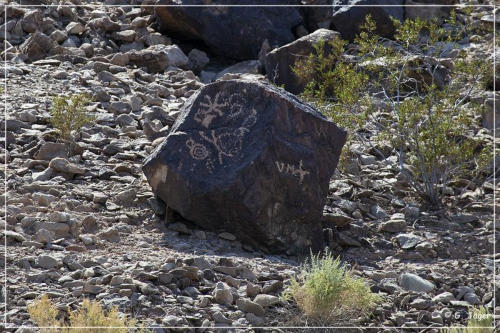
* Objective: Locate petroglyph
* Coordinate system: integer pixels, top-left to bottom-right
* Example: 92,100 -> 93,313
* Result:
200,128 -> 248,164
194,92 -> 227,128
188,93 -> 259,167
241,108 -> 257,129
186,138 -> 209,160
275,160 -> 310,184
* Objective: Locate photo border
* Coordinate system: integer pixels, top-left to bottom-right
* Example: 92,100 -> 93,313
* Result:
2,1 -> 497,330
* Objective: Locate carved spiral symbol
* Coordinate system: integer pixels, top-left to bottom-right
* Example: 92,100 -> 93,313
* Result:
192,145 -> 208,160
186,139 -> 209,160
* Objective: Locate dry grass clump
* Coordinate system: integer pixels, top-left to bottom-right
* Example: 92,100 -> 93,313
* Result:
28,294 -> 149,333
284,250 -> 381,324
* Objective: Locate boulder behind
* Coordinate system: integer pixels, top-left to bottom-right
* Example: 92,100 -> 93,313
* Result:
154,0 -> 303,60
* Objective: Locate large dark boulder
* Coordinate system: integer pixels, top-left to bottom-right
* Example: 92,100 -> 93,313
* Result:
331,0 -> 404,40
265,29 -> 340,95
405,0 -> 456,21
154,0 -> 302,60
301,0 -> 335,31
143,79 -> 346,254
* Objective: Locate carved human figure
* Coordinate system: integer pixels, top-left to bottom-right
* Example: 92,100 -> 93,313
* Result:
194,92 -> 227,128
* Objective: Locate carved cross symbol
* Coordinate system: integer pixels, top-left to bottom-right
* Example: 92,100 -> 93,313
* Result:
294,160 -> 310,184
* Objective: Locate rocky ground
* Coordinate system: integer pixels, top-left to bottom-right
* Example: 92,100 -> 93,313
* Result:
0,1 -> 499,332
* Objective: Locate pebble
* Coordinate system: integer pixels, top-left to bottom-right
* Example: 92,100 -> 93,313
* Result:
236,297 -> 265,316
395,233 -> 423,249
35,255 -> 60,269
218,232 -> 236,241
212,311 -> 232,324
246,282 -> 262,298
98,227 -> 120,243
253,294 -> 280,307
399,273 -> 435,292
432,292 -> 455,304
378,219 -> 406,233
213,282 -> 233,306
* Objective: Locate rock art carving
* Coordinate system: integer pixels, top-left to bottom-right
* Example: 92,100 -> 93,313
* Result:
275,160 -> 310,184
199,128 -> 248,165
185,138 -> 209,160
194,92 -> 227,128
189,98 -> 258,165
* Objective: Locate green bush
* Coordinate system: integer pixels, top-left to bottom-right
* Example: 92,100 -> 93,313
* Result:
27,294 -> 150,333
293,11 -> 492,204
293,38 -> 371,168
51,93 -> 95,141
284,250 -> 381,323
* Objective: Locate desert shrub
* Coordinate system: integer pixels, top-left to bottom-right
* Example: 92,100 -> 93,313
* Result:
284,250 -> 381,323
293,11 -> 492,204
27,294 -> 60,332
293,38 -> 371,168
28,294 -> 149,333
51,93 -> 95,141
445,307 -> 494,333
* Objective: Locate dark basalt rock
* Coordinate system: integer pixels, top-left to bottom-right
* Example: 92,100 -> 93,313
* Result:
154,0 -> 303,60
143,79 -> 346,254
331,0 -> 404,40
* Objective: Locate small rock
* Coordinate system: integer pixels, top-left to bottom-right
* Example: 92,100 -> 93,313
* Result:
246,312 -> 264,326
409,297 -> 433,309
48,211 -> 71,223
399,273 -> 435,292
66,22 -> 85,35
93,192 -> 107,204
246,282 -> 262,298
188,48 -> 209,72
114,30 -> 136,42
213,282 -> 233,306
433,292 -> 455,304
236,298 -> 265,316
49,157 -> 85,176
108,101 -> 132,114
98,227 -> 120,243
370,205 -> 387,219
83,283 -> 104,295
35,255 -> 59,269
162,315 -> 186,327
463,292 -> 480,305
218,232 -> 236,241
322,210 -> 354,227
253,294 -> 280,307
212,311 -> 232,324
34,229 -> 54,244
395,233 -> 423,249
50,30 -> 68,43
378,219 -> 406,233
35,142 -> 68,161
